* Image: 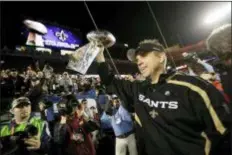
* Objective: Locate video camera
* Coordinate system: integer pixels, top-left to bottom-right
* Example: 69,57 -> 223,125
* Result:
12,124 -> 38,140
0,124 -> 38,155
57,96 -> 78,116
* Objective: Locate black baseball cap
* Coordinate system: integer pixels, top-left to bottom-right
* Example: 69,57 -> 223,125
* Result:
127,42 -> 165,62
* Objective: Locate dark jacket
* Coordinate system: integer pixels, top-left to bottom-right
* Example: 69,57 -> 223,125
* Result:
215,65 -> 232,155
98,62 -> 232,155
220,67 -> 232,103
52,123 -> 70,155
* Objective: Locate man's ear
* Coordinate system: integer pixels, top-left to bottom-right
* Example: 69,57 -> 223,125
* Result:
159,53 -> 166,63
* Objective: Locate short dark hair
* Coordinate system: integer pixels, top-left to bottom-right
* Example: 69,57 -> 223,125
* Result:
82,99 -> 87,103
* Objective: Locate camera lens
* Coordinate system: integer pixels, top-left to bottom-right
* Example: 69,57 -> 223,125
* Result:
25,125 -> 38,137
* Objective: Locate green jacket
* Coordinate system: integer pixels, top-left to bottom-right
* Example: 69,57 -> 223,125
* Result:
0,116 -> 51,155
0,116 -> 45,137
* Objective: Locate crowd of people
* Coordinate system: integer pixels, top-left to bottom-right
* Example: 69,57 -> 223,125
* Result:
0,62 -> 141,155
0,24 -> 231,155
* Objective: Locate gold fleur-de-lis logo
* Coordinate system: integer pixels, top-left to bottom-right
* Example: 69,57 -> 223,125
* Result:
149,110 -> 159,119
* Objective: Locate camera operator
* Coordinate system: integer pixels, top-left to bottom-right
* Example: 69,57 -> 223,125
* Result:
206,24 -> 232,102
67,99 -> 96,155
206,24 -> 232,155
0,97 -> 51,155
52,100 -> 72,155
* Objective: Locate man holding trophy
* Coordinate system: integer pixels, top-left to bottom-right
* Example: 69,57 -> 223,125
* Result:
67,29 -> 231,155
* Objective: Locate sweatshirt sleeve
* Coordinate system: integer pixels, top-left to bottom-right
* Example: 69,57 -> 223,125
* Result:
98,62 -> 138,112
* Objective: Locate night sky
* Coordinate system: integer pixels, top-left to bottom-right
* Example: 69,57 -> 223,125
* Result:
1,1 -> 231,60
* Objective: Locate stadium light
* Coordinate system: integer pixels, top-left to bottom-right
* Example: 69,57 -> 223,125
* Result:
124,43 -> 129,47
204,3 -> 231,25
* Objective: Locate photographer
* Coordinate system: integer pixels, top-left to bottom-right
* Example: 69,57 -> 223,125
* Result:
206,24 -> 232,155
52,100 -> 72,155
67,99 -> 96,155
0,97 -> 51,155
206,24 -> 232,102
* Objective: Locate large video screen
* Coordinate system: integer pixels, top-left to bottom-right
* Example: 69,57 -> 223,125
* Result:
21,20 -> 82,51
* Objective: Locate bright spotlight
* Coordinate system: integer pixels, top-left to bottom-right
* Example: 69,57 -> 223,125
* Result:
124,43 -> 129,47
204,3 -> 231,25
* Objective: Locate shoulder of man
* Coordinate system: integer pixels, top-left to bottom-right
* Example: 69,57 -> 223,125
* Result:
0,120 -> 11,127
168,73 -> 214,90
30,116 -> 46,127
0,121 -> 11,136
167,73 -> 226,102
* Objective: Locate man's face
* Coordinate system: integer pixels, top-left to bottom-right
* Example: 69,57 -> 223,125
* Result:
82,101 -> 87,109
37,71 -> 44,79
90,106 -> 97,115
63,73 -> 68,79
136,51 -> 163,78
12,103 -> 31,120
27,70 -> 33,78
55,74 -> 61,80
77,103 -> 84,112
31,75 -> 40,87
112,98 -> 120,108
1,71 -> 8,78
11,71 -> 18,78
72,78 -> 76,83
39,102 -> 46,111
